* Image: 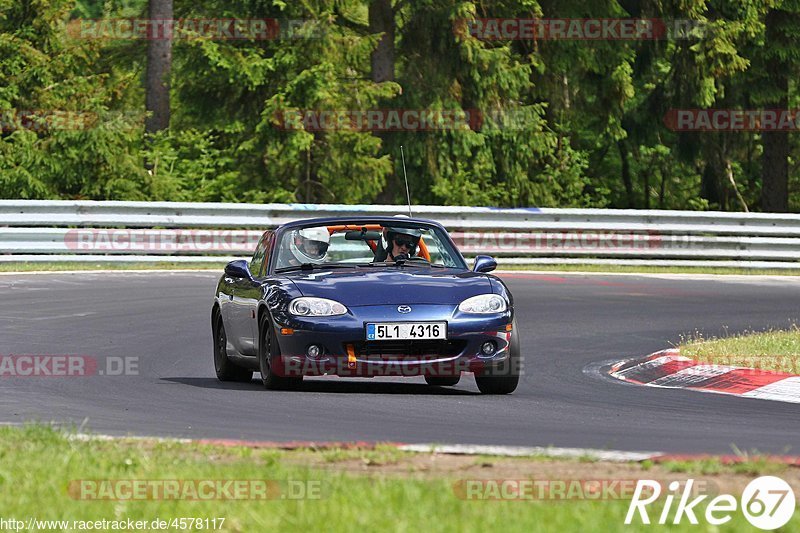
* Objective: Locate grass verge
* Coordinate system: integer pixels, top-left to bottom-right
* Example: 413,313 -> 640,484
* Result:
0,262 -> 223,272
1,425 -> 797,532
500,264 -> 800,276
679,327 -> 800,374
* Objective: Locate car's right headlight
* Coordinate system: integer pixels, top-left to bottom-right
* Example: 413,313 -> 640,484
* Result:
458,294 -> 507,314
289,297 -> 348,317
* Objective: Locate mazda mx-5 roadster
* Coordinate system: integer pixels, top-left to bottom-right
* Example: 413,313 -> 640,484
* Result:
211,216 -> 520,394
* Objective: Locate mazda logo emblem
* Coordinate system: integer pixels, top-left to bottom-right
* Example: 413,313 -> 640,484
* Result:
397,305 -> 412,314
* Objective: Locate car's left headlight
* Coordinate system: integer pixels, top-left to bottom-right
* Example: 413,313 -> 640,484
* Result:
289,297 -> 348,317
458,294 -> 507,314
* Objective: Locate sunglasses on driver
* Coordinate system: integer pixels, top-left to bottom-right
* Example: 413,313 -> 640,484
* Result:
394,238 -> 417,249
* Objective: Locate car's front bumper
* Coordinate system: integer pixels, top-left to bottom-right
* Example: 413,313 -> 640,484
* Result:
271,304 -> 513,377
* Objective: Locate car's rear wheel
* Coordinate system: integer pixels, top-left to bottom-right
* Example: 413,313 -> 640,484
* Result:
258,314 -> 303,390
475,319 -> 520,395
213,312 -> 253,382
424,375 -> 460,387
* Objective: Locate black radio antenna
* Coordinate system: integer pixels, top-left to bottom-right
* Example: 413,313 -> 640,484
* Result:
400,145 -> 412,217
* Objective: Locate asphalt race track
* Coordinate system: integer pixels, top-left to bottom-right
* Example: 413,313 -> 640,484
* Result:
2,270 -> 799,454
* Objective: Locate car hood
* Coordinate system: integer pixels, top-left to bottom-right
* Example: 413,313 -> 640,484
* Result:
281,267 -> 493,306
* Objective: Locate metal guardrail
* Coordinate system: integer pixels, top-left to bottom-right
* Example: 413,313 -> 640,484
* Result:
2,200 -> 800,268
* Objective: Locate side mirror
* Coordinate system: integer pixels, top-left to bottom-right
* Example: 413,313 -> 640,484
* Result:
473,255 -> 497,273
224,259 -> 253,280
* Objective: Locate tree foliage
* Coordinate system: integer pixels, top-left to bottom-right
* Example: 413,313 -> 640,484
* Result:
0,0 -> 799,211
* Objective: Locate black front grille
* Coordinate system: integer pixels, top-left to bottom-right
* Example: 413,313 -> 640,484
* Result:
348,340 -> 467,359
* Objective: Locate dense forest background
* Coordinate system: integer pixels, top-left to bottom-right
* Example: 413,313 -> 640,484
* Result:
2,0 -> 800,211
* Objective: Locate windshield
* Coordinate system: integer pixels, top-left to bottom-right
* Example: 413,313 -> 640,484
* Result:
273,223 -> 465,271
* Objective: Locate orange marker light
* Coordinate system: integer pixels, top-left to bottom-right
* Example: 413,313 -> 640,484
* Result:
346,344 -> 356,368
280,328 -> 294,336
505,324 -> 513,332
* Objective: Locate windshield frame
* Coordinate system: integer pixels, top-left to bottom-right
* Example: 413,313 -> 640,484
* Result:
267,218 -> 468,275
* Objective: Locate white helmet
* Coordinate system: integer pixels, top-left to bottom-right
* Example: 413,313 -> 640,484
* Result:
289,227 -> 330,264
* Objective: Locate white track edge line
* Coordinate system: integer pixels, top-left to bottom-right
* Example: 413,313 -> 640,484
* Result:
397,444 -> 661,462
63,433 -> 661,462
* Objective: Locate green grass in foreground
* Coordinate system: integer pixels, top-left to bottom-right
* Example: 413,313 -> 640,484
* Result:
0,426 -> 794,532
3,261 -> 800,276
680,327 -> 800,374
647,457 -> 790,476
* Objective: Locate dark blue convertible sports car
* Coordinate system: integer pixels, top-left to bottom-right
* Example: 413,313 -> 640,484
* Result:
211,216 -> 520,394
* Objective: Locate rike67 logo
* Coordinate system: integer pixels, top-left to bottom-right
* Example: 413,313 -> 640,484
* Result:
626,476 -> 796,530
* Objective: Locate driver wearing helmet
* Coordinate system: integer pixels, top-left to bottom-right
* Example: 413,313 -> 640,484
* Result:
374,226 -> 422,262
286,227 -> 330,265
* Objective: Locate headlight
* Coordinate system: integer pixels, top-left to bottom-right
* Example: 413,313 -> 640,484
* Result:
289,297 -> 348,317
458,294 -> 507,314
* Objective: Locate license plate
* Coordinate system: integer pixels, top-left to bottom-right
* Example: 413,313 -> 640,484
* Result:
366,322 -> 447,341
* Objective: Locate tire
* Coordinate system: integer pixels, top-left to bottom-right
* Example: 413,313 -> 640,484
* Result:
475,319 -> 520,395
258,314 -> 303,390
213,312 -> 253,382
424,375 -> 460,387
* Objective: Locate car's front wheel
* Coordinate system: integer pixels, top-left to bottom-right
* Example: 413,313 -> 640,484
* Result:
258,314 -> 303,390
213,312 -> 253,382
475,319 -> 520,395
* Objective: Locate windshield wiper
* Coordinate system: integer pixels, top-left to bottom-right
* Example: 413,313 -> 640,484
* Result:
275,262 -> 358,273
396,256 -> 435,266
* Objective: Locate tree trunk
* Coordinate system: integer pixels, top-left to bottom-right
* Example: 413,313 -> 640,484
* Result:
369,0 -> 395,83
701,163 -> 721,208
761,128 -> 789,212
701,136 -> 728,209
145,0 -> 173,135
761,10 -> 790,212
617,139 -> 634,208
370,0 -> 397,203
